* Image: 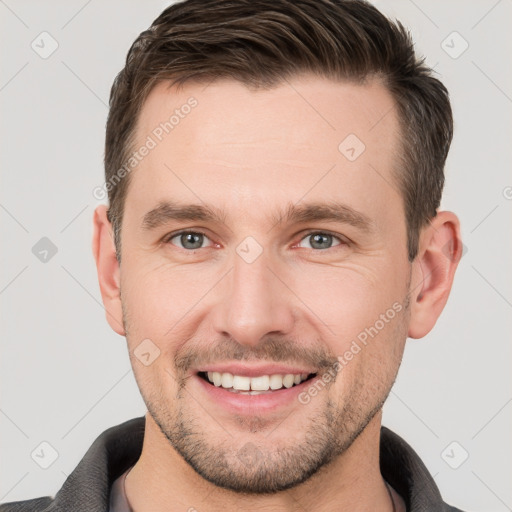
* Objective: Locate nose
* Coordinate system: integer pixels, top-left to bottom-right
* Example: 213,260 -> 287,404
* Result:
211,251 -> 295,347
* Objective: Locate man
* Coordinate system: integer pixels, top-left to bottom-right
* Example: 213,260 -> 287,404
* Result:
1,0 -> 465,510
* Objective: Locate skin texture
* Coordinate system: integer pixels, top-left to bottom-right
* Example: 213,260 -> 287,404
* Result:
92,75 -> 462,511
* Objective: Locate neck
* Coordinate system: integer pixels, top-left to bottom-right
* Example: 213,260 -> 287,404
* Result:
125,411 -> 402,512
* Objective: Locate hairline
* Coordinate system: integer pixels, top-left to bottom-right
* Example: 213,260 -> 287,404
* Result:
110,73 -> 420,263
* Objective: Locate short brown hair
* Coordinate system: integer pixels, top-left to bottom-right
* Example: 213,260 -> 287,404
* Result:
105,0 -> 453,262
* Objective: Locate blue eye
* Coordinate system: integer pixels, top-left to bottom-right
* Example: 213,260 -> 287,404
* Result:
298,232 -> 344,250
167,231 -> 213,250
164,230 -> 346,252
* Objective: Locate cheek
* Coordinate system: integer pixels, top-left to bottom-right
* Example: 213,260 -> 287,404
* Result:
129,355 -> 179,415
291,263 -> 404,350
121,262 -> 207,339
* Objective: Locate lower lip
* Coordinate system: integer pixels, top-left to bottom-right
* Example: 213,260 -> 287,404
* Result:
194,374 -> 317,415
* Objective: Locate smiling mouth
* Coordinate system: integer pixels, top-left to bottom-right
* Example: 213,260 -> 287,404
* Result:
197,371 -> 317,394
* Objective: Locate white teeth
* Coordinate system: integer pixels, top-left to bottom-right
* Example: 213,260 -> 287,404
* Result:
232,375 -> 251,391
221,373 -> 233,388
212,372 -> 222,387
203,371 -> 311,391
282,374 -> 295,388
269,374 -> 283,390
250,375 -> 270,391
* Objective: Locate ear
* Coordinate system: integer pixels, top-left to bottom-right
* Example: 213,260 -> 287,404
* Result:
408,211 -> 462,339
92,205 -> 125,336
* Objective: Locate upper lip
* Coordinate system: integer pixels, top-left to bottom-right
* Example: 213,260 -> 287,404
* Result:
195,363 -> 317,378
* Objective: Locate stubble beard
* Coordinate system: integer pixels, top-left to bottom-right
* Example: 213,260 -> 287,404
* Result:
140,368 -> 391,494
122,292 -> 410,494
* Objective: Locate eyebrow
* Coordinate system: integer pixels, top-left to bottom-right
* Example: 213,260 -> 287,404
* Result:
141,202 -> 228,230
273,201 -> 374,233
141,200 -> 374,234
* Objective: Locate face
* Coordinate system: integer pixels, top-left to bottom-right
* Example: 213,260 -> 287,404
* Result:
116,76 -> 412,493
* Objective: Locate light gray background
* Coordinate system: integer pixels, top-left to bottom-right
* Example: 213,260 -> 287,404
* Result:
1,0 -> 511,510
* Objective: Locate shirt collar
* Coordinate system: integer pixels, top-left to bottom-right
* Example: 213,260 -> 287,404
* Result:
49,417 -> 455,511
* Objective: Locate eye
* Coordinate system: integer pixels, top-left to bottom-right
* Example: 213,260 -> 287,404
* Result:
297,231 -> 345,250
165,231 -> 214,250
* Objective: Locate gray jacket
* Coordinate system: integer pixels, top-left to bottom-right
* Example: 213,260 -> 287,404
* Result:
0,417 -> 465,511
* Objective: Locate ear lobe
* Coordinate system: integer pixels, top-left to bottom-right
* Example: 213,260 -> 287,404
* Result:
408,211 -> 463,339
92,205 -> 125,336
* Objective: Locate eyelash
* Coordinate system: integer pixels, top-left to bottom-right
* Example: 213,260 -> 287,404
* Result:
162,229 -> 348,252
298,230 -> 348,250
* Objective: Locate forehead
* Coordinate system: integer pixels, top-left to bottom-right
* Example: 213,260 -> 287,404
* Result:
136,76 -> 399,151
125,75 -> 402,229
